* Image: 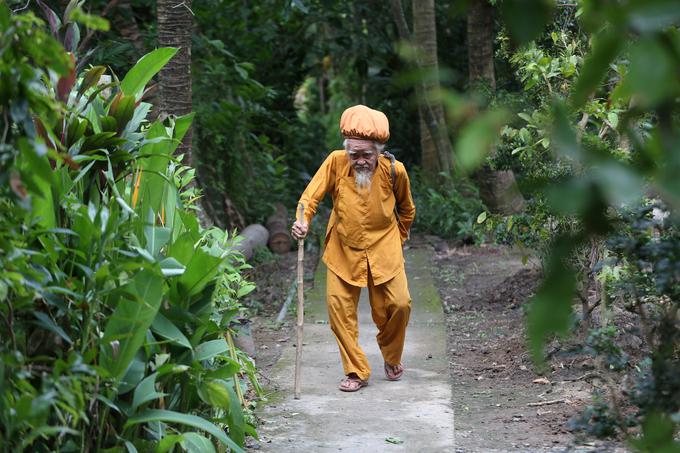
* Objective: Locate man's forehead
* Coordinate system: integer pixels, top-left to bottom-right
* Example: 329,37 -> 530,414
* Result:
346,139 -> 375,152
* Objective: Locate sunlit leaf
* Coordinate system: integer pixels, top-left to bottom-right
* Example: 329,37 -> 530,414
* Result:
121,48 -> 178,99
69,7 -> 110,31
198,379 -> 231,409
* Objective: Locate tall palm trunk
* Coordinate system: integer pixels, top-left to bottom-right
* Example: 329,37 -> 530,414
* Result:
466,1 -> 524,214
390,0 -> 453,176
467,0 -> 496,90
157,0 -> 193,162
412,0 -> 453,175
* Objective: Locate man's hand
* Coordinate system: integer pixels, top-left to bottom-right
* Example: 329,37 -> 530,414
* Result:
291,220 -> 308,240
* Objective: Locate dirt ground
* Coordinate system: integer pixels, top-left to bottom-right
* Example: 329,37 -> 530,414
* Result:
425,235 -> 628,452
243,234 -> 630,452
241,243 -> 320,387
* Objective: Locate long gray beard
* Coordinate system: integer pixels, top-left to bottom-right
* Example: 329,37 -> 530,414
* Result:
355,169 -> 373,191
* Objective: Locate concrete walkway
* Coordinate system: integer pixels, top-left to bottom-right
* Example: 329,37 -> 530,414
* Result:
257,246 -> 454,452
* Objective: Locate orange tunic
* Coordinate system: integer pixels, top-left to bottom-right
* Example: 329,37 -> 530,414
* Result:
299,150 -> 416,287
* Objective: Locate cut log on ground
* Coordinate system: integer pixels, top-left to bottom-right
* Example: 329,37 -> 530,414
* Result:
235,224 -> 269,261
266,203 -> 292,254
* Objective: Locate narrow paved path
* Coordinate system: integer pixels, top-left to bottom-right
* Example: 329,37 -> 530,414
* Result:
256,246 -> 454,452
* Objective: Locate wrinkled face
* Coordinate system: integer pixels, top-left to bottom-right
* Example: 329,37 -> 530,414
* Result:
346,139 -> 379,174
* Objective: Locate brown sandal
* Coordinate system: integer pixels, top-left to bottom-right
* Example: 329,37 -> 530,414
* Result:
339,375 -> 368,392
384,362 -> 404,381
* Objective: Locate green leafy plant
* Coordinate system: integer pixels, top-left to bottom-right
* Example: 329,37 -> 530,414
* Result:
0,5 -> 260,451
412,172 -> 485,241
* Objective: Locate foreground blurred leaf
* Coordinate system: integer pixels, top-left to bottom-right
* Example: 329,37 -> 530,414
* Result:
629,413 -> 680,452
622,37 -> 679,108
627,0 -> 680,32
501,0 -> 555,46
455,110 -> 508,172
571,29 -> 622,108
528,237 -> 577,363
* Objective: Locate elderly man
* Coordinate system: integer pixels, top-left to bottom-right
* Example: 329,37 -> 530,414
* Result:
291,105 -> 416,392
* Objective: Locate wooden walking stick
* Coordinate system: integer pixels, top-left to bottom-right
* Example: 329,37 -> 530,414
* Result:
294,203 -> 305,399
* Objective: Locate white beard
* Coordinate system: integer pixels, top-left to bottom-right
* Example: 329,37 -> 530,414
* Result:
354,168 -> 373,191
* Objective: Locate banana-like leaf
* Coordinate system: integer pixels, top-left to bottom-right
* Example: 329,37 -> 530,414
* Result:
151,312 -> 192,349
144,224 -> 171,258
124,409 -> 244,453
137,122 -> 172,217
132,372 -> 166,411
102,269 -> 163,381
173,247 -> 224,305
121,48 -> 178,99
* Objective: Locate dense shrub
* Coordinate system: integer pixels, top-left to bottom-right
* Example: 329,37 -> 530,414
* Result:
0,6 -> 257,451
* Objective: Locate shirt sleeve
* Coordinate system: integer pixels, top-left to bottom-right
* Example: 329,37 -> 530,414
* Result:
298,152 -> 337,225
394,161 -> 416,242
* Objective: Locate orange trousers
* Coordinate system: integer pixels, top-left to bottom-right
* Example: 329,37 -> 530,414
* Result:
326,267 -> 411,381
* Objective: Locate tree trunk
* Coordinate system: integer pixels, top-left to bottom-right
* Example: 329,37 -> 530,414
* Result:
389,0 -> 454,176
467,0 -> 496,90
467,1 -> 524,213
412,0 -> 453,175
157,0 -> 193,162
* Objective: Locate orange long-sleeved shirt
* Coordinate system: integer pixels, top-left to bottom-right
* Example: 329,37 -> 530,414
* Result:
298,150 -> 416,286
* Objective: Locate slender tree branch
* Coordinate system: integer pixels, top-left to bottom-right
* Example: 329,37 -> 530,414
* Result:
171,0 -> 195,15
12,0 -> 31,13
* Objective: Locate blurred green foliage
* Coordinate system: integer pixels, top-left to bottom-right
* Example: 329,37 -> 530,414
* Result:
470,0 -> 680,448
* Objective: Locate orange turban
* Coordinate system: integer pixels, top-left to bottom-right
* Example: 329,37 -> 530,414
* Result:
340,105 -> 390,144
